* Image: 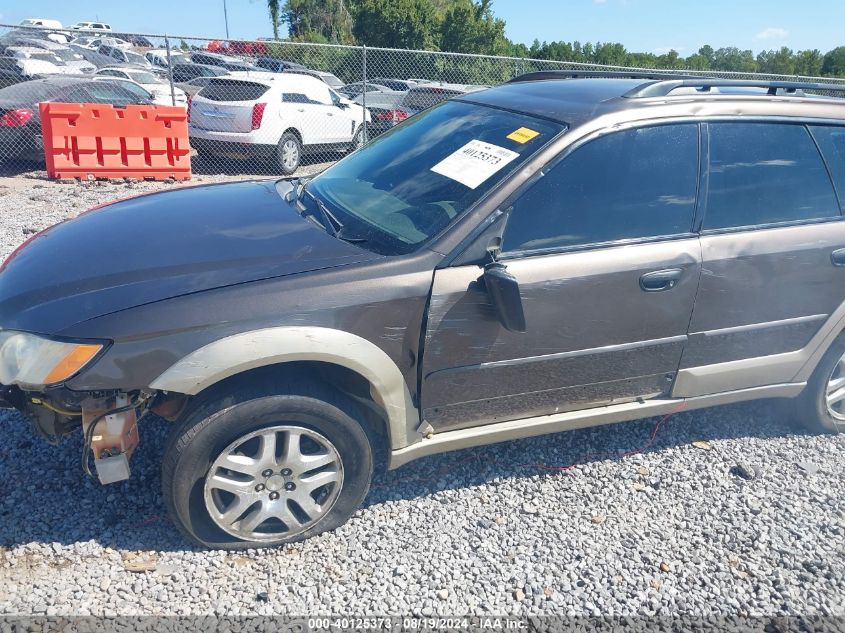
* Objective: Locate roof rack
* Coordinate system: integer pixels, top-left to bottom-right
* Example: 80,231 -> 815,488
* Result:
507,70 -> 697,83
623,78 -> 845,98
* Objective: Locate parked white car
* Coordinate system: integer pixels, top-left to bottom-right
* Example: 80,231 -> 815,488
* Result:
4,38 -> 95,73
144,49 -> 190,69
70,22 -> 112,31
3,47 -> 78,76
19,18 -> 64,29
189,74 -> 370,174
95,67 -> 187,105
73,36 -> 131,51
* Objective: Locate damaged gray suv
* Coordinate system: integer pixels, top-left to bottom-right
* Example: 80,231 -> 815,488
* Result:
3,72 -> 845,549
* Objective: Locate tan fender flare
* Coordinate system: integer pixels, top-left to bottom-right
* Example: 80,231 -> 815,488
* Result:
149,326 -> 420,449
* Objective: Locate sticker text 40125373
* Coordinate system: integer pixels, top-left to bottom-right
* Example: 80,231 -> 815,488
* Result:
430,139 -> 520,189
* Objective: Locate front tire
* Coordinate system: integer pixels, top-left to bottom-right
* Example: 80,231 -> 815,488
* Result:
276,132 -> 301,175
161,379 -> 373,549
794,332 -> 845,433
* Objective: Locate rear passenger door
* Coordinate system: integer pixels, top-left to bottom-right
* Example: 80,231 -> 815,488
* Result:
422,123 -> 703,430
679,122 -> 845,392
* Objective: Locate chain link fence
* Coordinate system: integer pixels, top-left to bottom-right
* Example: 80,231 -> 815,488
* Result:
2,22 -> 845,180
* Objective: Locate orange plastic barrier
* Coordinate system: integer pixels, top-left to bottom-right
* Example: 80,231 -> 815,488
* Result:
40,102 -> 191,181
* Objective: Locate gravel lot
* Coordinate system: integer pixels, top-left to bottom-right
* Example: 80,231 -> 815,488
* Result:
0,171 -> 844,618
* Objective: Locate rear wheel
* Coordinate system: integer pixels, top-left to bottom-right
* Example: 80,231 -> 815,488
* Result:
161,379 -> 373,549
277,132 -> 301,175
794,332 -> 845,433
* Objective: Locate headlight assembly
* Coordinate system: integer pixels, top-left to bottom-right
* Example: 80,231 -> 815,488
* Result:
0,331 -> 105,387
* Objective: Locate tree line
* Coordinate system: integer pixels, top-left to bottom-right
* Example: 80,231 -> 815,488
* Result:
271,0 -> 845,78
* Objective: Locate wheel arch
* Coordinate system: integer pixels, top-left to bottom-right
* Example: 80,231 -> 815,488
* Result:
149,326 -> 419,451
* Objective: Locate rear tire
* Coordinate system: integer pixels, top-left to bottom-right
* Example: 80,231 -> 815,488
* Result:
277,132 -> 301,175
348,125 -> 366,153
161,378 -> 373,549
793,332 -> 845,433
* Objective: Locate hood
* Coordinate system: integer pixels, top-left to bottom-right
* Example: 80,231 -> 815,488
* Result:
0,180 -> 379,334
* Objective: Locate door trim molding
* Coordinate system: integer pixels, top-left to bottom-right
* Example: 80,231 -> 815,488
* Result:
389,382 -> 805,469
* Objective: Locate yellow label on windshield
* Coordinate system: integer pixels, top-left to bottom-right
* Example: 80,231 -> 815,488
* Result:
507,127 -> 540,144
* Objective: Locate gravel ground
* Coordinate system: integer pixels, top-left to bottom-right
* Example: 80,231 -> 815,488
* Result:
0,172 -> 844,618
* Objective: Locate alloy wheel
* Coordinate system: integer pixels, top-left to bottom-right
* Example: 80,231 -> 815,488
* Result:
203,425 -> 344,542
825,352 -> 845,421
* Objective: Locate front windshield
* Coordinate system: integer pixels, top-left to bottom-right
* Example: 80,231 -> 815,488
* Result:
29,52 -> 65,65
306,100 -> 564,255
125,51 -> 146,65
127,71 -> 157,84
53,49 -> 81,61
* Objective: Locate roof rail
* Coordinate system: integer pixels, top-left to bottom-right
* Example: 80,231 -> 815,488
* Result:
623,78 -> 845,98
507,70 -> 697,83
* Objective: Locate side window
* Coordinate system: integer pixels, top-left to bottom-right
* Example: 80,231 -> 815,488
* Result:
282,93 -> 309,103
809,125 -> 845,209
503,124 -> 699,252
703,123 -> 839,230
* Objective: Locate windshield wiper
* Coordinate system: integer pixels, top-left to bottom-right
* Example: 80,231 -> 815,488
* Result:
297,184 -> 367,244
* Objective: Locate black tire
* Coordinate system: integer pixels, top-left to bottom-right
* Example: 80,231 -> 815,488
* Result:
161,378 -> 373,549
276,131 -> 301,176
793,331 -> 845,433
348,125 -> 366,153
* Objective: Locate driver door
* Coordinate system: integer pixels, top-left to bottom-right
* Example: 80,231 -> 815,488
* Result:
421,123 -> 703,431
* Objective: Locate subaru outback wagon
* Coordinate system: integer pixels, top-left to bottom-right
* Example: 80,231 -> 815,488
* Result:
3,73 -> 845,549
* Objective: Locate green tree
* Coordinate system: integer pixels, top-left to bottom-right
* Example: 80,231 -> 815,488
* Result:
282,0 -> 355,44
756,47 -> 795,75
268,0 -> 281,39
440,0 -> 508,55
794,49 -> 823,77
712,47 -> 757,72
352,0 -> 440,49
822,47 -> 845,77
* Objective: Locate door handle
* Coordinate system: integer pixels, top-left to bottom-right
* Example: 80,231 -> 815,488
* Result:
640,268 -> 683,292
831,248 -> 845,267
296,108 -> 305,112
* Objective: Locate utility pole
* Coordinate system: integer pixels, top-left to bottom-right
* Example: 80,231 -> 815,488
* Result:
223,0 -> 230,39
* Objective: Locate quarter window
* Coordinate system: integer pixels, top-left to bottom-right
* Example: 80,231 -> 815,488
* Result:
809,125 -> 845,209
503,124 -> 699,252
702,123 -> 839,230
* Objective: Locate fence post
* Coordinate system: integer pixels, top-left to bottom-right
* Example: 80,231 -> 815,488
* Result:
164,35 -> 176,107
362,44 -> 368,144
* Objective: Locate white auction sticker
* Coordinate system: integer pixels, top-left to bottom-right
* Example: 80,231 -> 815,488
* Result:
430,139 -> 520,189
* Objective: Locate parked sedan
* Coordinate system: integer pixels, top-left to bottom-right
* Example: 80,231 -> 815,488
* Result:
0,77 -> 151,163
395,82 -> 487,118
144,49 -> 191,70
170,62 -> 228,84
0,38 -> 95,73
3,47 -> 82,76
75,43 -> 152,69
95,67 -> 187,105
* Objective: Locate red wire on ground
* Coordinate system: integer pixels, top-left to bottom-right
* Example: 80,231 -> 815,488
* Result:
374,399 -> 690,489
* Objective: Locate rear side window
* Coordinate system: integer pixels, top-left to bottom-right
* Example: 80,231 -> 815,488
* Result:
199,80 -> 269,102
809,125 -> 845,208
702,123 -> 839,230
503,124 -> 699,252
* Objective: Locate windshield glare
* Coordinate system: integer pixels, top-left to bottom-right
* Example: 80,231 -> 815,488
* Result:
306,100 -> 564,255
128,72 -> 157,84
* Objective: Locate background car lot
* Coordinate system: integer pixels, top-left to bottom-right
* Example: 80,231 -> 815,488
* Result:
1,19 -> 845,620
3,22 -> 845,179
0,173 -> 843,617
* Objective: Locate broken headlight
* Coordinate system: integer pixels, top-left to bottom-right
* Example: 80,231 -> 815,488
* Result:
0,331 -> 105,387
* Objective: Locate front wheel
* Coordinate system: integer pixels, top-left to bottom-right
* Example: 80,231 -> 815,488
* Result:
276,132 -> 302,175
161,380 -> 374,549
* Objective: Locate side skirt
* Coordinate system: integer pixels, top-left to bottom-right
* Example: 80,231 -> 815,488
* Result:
388,382 -> 805,469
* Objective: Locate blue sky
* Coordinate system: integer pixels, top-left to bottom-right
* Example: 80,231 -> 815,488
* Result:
1,0 -> 843,55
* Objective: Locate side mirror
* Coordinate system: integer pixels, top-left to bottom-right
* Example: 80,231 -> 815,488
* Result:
483,262 -> 526,333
